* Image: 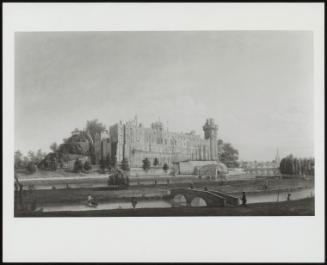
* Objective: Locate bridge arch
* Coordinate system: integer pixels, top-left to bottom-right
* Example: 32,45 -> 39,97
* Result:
190,197 -> 207,207
169,188 -> 226,207
172,194 -> 187,206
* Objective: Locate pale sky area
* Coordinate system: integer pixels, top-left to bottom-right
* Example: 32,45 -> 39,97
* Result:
15,31 -> 314,161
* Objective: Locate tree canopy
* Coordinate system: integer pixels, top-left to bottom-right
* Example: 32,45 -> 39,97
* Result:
50,142 -> 58,152
85,119 -> 106,142
217,140 -> 239,168
280,154 -> 314,176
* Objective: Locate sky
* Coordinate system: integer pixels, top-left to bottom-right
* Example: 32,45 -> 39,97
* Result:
15,31 -> 314,161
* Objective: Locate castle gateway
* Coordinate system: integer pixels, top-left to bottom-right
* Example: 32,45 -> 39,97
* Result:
98,118 -> 219,168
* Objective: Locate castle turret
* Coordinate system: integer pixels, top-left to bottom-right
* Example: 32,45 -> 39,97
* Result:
203,118 -> 218,161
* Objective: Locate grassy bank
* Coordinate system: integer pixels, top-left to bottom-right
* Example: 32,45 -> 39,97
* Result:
15,197 -> 314,217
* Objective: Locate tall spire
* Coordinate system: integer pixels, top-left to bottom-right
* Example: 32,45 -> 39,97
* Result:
275,148 -> 280,166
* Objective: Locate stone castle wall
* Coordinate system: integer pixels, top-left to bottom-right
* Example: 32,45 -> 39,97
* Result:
104,118 -> 218,168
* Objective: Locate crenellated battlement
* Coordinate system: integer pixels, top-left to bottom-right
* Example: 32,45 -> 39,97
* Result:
101,118 -> 219,168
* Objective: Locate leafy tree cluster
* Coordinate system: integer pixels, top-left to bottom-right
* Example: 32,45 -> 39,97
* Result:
85,119 -> 106,143
279,154 -> 314,176
15,149 -> 48,173
73,158 -> 84,173
108,169 -> 129,186
217,140 -> 239,168
100,154 -> 117,173
85,119 -> 106,164
83,160 -> 92,171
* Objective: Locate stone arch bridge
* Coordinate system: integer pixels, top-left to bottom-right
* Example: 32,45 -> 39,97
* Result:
169,188 -> 239,207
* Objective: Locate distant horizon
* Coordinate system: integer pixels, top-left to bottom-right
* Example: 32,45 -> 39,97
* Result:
15,31 -> 314,161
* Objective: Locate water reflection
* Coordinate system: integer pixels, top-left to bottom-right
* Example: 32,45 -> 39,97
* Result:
245,188 -> 314,204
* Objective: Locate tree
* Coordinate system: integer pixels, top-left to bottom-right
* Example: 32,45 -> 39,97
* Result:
14,150 -> 23,169
120,158 -> 130,171
84,160 -> 92,171
73,158 -> 83,173
142,158 -> 151,171
27,151 -> 37,163
27,162 -> 37,174
279,155 -> 315,176
217,140 -> 239,168
36,149 -> 47,163
50,142 -> 58,152
153,158 -> 159,167
27,149 -> 46,165
163,163 -> 169,173
85,119 -> 106,143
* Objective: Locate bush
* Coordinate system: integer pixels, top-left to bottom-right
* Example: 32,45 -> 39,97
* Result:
163,163 -> 169,173
84,161 -> 92,171
153,158 -> 159,167
26,162 -> 37,174
120,158 -> 130,171
73,158 -> 83,173
142,158 -> 151,171
108,170 -> 129,186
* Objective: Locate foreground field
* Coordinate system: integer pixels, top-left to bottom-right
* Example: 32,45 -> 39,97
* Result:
16,197 -> 314,217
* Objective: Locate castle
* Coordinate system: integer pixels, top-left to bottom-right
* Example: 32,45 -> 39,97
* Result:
94,117 -> 219,168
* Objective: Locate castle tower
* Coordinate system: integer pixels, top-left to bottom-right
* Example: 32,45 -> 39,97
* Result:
203,118 -> 218,161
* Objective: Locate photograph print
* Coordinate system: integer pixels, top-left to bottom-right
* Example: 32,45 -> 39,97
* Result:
14,31 -> 315,217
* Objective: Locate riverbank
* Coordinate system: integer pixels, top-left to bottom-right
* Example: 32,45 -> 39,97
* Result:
16,177 -> 314,205
16,197 -> 314,217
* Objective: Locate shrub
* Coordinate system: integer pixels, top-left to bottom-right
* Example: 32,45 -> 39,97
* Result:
153,158 -> 159,167
163,163 -> 169,173
142,158 -> 151,171
120,158 -> 130,171
26,162 -> 36,174
84,160 -> 92,171
73,158 -> 83,173
108,170 -> 129,186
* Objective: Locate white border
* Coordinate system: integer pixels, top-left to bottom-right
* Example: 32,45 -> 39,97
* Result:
3,3 -> 325,262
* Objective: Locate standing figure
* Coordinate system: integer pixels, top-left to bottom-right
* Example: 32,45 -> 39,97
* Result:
131,197 -> 138,209
287,193 -> 291,201
241,192 -> 247,206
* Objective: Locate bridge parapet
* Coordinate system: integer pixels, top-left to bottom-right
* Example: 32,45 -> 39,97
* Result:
207,190 -> 239,206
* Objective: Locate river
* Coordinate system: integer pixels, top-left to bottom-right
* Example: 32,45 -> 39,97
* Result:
37,187 -> 314,213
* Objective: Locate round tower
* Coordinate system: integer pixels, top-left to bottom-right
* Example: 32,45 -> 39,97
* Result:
203,118 -> 218,161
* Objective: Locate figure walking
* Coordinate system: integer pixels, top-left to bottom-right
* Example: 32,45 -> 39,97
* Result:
241,192 -> 247,206
287,193 -> 291,201
87,194 -> 97,207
